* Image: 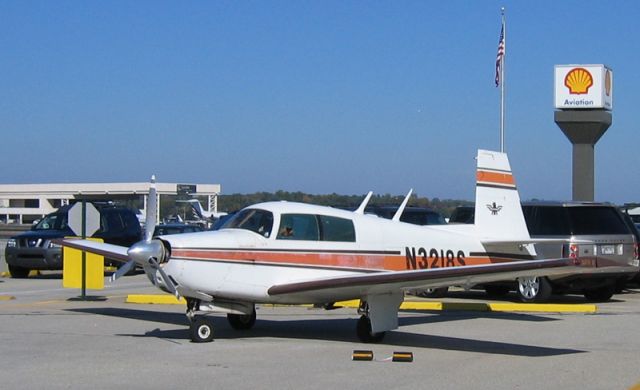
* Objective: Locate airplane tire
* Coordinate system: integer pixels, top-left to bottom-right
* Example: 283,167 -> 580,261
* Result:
227,309 -> 257,330
190,317 -> 215,343
356,315 -> 385,343
517,276 -> 552,303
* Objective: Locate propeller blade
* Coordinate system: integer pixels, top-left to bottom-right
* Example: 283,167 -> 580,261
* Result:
144,175 -> 157,242
146,256 -> 177,296
110,260 -> 136,282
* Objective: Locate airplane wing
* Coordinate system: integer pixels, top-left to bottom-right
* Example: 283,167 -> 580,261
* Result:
267,257 -> 594,301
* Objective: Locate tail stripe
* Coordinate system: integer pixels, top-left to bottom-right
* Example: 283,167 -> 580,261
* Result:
476,169 -> 515,189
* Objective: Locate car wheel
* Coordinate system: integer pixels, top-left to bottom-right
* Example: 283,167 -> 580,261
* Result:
517,276 -> 552,303
8,265 -> 30,278
485,285 -> 511,297
414,287 -> 449,298
583,284 -> 615,302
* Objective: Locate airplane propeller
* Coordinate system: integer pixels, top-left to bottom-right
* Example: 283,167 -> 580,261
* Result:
110,175 -> 177,295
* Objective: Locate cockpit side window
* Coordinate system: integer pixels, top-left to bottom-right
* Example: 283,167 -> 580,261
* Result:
318,215 -> 355,242
222,209 -> 273,238
277,213 -> 355,242
277,214 -> 319,240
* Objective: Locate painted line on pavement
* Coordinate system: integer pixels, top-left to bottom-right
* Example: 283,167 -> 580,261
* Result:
126,294 -> 186,305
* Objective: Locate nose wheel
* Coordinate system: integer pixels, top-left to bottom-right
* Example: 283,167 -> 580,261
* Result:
190,316 -> 215,343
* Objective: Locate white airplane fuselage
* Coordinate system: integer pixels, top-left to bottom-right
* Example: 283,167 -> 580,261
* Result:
159,201 -> 509,304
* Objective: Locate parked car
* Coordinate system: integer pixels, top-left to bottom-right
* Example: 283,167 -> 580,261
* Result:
153,223 -> 204,236
449,202 -> 639,302
5,204 -> 142,278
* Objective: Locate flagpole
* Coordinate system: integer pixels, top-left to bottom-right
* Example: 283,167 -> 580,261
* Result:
500,7 -> 506,153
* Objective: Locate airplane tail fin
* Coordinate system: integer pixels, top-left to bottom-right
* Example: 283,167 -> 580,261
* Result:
188,200 -> 205,219
474,150 -> 530,240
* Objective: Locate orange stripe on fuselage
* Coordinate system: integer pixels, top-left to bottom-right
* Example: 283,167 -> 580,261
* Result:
171,248 -> 512,272
476,170 -> 515,186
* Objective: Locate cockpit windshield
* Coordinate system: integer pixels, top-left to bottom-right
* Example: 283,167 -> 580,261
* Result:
221,208 -> 273,238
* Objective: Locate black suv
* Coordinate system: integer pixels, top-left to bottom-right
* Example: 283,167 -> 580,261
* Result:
5,204 -> 142,278
365,206 -> 446,226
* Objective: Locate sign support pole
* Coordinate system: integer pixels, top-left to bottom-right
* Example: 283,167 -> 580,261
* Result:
81,200 -> 87,300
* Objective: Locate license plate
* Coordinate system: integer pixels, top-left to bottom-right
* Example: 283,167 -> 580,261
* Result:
600,245 -> 615,255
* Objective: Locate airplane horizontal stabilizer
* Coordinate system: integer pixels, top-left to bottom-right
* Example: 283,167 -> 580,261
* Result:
481,238 -> 592,246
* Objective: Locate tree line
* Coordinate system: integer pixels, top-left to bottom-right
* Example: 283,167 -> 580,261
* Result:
216,191 -> 472,218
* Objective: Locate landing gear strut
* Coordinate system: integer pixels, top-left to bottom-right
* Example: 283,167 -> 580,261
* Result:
356,301 -> 386,343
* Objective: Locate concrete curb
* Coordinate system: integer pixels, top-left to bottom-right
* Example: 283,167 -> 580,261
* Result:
125,295 -> 597,313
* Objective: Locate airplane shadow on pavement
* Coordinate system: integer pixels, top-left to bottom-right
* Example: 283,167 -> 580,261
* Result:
67,307 -> 584,357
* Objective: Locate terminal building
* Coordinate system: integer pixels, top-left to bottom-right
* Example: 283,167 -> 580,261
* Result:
0,182 -> 221,224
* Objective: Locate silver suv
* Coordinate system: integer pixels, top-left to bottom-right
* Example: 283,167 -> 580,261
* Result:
514,202 -> 639,302
450,202 -> 639,302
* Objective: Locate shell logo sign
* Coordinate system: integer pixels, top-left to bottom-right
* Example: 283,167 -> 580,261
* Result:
564,68 -> 593,95
555,64 -> 612,110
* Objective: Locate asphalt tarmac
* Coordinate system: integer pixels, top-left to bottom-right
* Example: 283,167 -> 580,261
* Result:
1,272 -> 640,390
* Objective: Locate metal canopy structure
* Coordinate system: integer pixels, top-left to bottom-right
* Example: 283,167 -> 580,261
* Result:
0,182 -> 221,224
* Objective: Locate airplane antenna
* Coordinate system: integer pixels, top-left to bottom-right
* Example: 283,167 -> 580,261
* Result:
392,189 -> 413,222
354,191 -> 373,214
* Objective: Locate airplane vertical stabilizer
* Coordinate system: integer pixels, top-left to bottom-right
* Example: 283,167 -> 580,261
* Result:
474,150 -> 530,240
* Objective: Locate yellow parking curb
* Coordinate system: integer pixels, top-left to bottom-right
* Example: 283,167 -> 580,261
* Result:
333,300 -> 597,313
126,294 -> 186,305
124,295 -> 597,313
0,295 -> 16,301
487,303 -> 597,313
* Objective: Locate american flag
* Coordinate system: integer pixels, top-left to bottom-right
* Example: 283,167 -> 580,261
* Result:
495,23 -> 505,87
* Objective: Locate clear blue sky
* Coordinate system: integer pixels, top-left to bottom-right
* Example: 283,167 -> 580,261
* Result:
2,1 -> 639,203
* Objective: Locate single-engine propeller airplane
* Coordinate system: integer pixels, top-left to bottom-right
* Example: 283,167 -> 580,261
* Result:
58,150 -> 610,343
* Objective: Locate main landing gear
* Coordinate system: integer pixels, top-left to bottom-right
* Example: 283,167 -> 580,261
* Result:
356,301 -> 386,343
186,298 -> 257,343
